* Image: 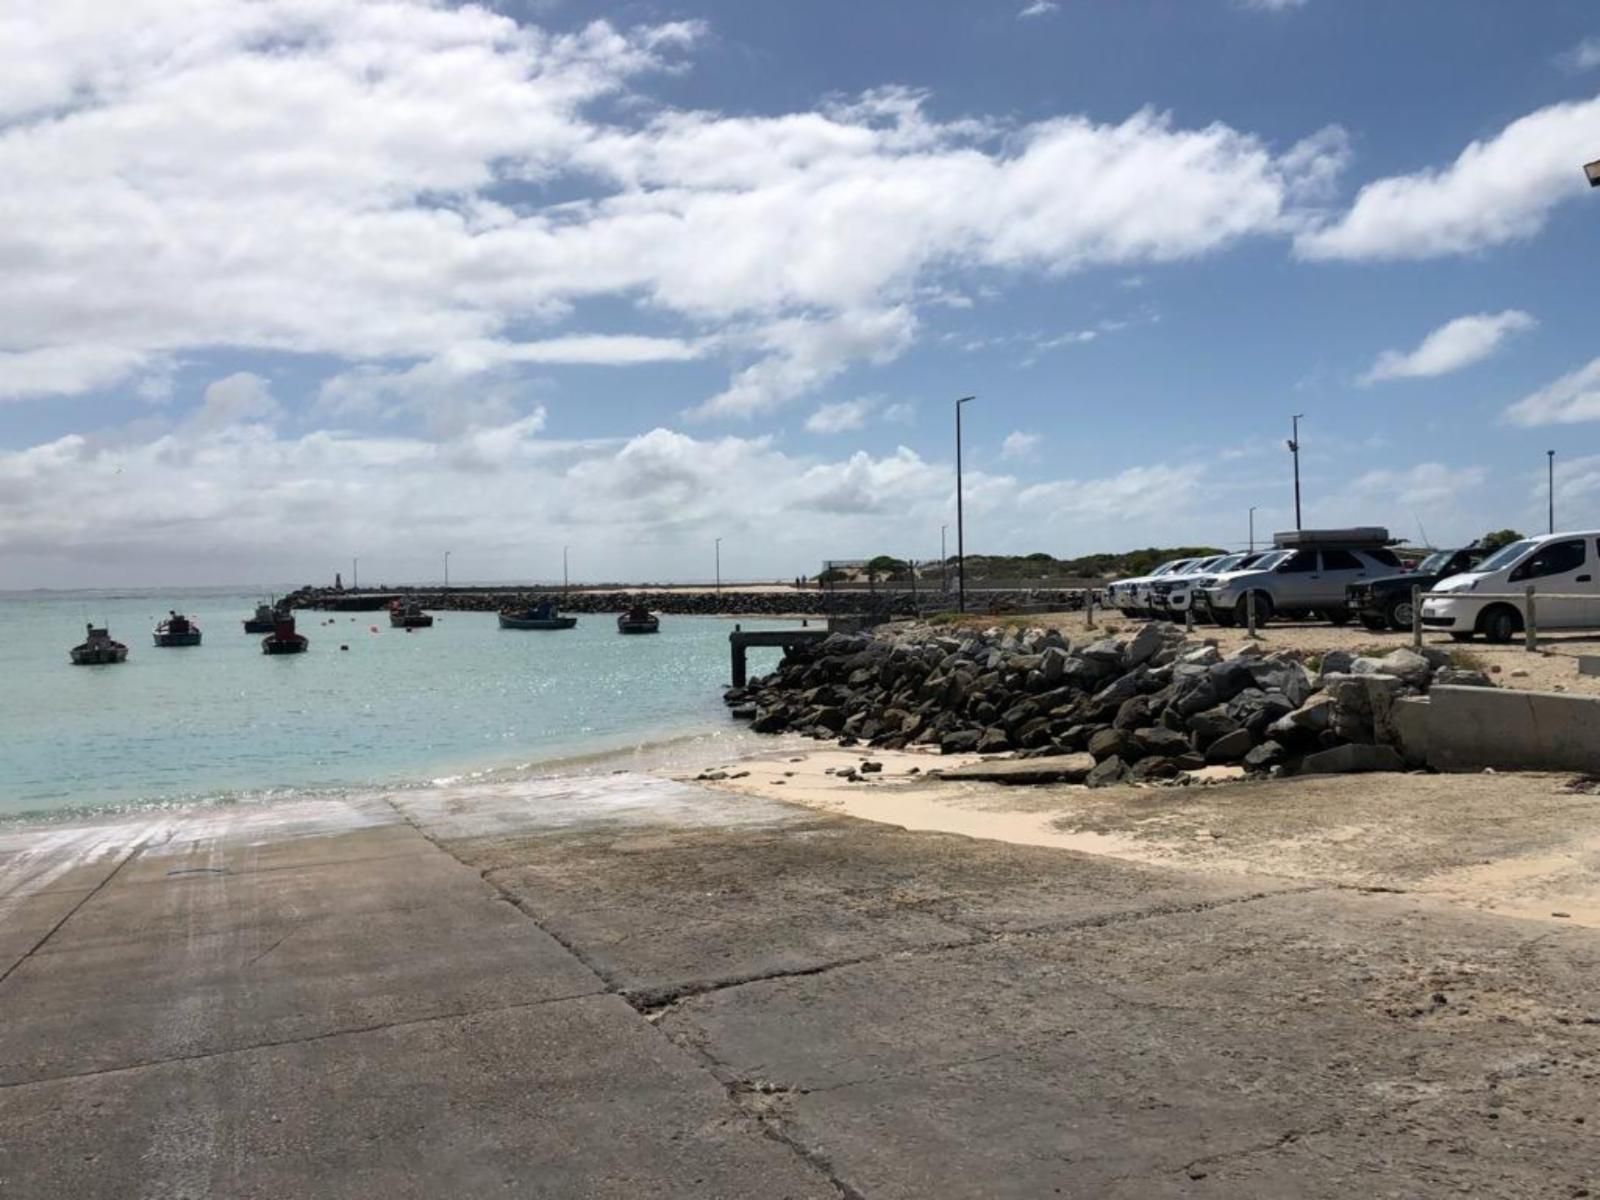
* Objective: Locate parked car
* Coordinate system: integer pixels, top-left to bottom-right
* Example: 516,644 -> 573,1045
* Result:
1149,552 -> 1265,618
1421,531 -> 1600,642
1105,558 -> 1201,618
1347,545 -> 1488,631
1195,529 -> 1404,626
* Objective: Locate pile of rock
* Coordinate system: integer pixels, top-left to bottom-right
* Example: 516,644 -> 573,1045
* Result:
724,623 -> 1488,784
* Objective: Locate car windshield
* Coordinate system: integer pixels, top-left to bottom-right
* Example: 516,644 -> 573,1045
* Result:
1474,539 -> 1538,574
1415,551 -> 1453,574
1208,554 -> 1249,573
1182,557 -> 1223,574
1151,560 -> 1190,577
1246,551 -> 1290,571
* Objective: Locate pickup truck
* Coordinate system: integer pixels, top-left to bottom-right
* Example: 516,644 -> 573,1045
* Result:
1346,546 -> 1487,631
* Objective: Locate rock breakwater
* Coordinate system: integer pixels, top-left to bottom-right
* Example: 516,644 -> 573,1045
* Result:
724,622 -> 1489,783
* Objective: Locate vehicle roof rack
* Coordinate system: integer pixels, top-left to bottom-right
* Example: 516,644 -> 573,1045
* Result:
1272,527 -> 1397,549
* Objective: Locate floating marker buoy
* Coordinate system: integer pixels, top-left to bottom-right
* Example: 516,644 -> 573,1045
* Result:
340,644 -> 349,651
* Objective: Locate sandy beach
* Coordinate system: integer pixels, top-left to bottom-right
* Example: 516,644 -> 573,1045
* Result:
677,741 -> 1600,928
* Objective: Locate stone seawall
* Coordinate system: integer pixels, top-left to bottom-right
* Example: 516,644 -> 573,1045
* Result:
723,622 -> 1491,784
283,586 -> 1089,618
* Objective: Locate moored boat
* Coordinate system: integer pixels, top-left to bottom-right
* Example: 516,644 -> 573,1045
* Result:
617,605 -> 660,635
154,612 -> 202,647
499,598 -> 577,630
70,623 -> 128,665
388,600 -> 434,629
242,601 -> 281,634
262,614 -> 309,655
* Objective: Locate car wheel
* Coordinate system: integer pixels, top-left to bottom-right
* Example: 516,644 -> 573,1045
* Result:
1234,593 -> 1273,626
1479,605 -> 1520,644
1384,595 -> 1415,632
1323,607 -> 1352,626
1360,615 -> 1387,632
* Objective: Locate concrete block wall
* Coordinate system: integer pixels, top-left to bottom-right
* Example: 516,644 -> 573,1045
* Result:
1426,685 -> 1600,774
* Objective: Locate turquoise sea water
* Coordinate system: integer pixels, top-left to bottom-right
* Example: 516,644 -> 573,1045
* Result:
0,590 -> 800,820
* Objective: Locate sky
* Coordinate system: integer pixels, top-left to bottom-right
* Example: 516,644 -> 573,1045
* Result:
2,0 -> 1600,588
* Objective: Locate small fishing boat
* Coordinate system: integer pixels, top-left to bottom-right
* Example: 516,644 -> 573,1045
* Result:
388,600 -> 434,629
617,605 -> 660,635
499,598 -> 577,630
262,614 -> 309,655
242,601 -> 281,634
153,612 -> 202,647
70,623 -> 128,665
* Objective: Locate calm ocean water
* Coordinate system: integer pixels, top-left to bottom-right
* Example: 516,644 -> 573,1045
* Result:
0,589 -> 801,821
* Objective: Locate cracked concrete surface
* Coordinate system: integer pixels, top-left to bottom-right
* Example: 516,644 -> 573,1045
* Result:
1,774 -> 1596,1197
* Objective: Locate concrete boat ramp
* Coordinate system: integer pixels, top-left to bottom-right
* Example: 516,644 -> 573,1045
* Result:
1,777 -> 1595,1198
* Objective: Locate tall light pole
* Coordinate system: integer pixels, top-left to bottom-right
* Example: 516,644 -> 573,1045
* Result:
714,537 -> 722,601
352,557 -> 359,590
443,550 -> 451,588
955,396 -> 975,612
1287,415 -> 1304,531
1548,450 -> 1556,534
1249,507 -> 1258,553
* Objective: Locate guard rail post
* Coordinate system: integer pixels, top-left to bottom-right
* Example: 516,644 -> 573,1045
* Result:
1411,585 -> 1422,649
1184,605 -> 1194,634
1085,590 -> 1095,631
1246,590 -> 1259,639
1525,585 -> 1538,652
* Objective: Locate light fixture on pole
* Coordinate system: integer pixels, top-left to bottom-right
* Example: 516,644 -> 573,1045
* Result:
1548,450 -> 1556,534
1585,159 -> 1600,188
1286,415 -> 1304,531
444,550 -> 451,588
955,396 -> 975,613
1249,506 -> 1258,553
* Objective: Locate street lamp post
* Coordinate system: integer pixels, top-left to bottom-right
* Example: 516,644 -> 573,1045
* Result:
1287,415 -> 1304,531
955,397 -> 975,612
1548,450 -> 1556,534
352,557 -> 359,590
1249,507 -> 1258,553
444,550 -> 451,589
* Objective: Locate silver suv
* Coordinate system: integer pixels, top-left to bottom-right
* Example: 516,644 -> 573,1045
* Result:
1195,532 -> 1403,626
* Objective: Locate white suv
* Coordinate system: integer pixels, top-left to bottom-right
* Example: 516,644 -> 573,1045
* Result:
1422,531 -> 1600,642
1105,558 -> 1200,618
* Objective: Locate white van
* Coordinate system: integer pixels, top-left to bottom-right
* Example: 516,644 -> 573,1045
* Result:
1421,530 -> 1600,642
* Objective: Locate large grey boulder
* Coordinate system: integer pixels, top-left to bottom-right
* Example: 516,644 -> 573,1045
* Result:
1226,688 -> 1296,736
1178,644 -> 1222,668
1243,740 -> 1286,771
1086,755 -> 1128,787
1088,727 -> 1134,762
1133,726 -> 1190,757
1391,696 -> 1431,768
1125,622 -> 1181,668
1205,728 -> 1255,763
1267,693 -> 1337,742
940,729 -> 982,755
1247,658 -> 1315,707
1080,638 -> 1128,671
1187,705 -> 1241,747
1376,648 -> 1432,690
1433,667 -> 1493,688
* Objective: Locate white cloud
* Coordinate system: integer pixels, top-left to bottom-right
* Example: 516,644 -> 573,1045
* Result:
1504,358 -> 1600,426
194,373 -> 280,430
805,398 -> 874,434
1018,2 -> 1059,18
1362,310 -> 1535,384
1001,431 -> 1042,460
1297,95 -> 1600,260
0,3 -> 1349,417
1236,0 -> 1308,10
1560,38 -> 1600,72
